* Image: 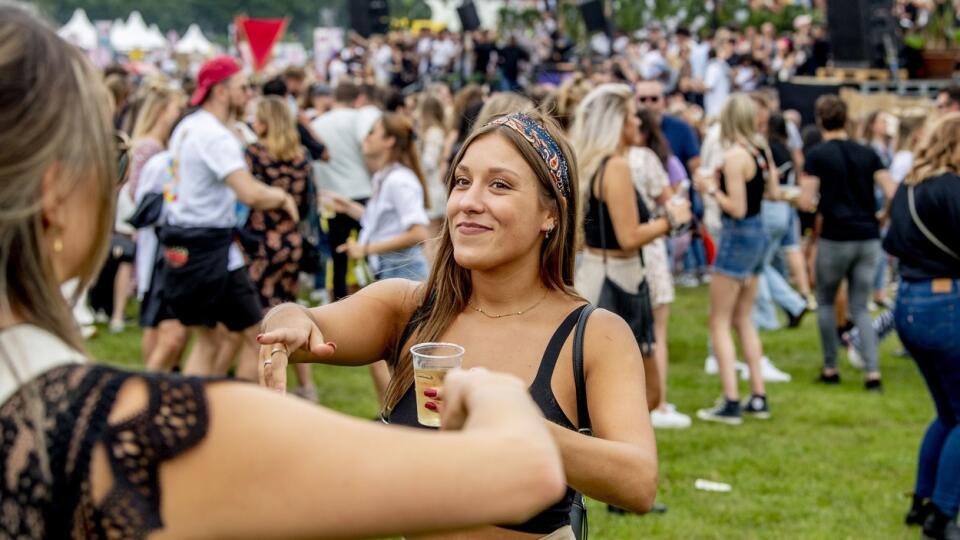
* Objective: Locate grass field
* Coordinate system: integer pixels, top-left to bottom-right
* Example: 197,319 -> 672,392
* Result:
87,285 -> 929,539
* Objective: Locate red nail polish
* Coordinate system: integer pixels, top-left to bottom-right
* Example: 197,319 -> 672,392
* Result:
256,334 -> 264,341
425,401 -> 437,411
424,388 -> 437,398
326,342 -> 337,351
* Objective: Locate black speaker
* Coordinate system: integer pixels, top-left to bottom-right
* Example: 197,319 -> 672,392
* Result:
579,0 -> 607,34
457,1 -> 481,32
349,0 -> 391,38
827,0 -> 897,68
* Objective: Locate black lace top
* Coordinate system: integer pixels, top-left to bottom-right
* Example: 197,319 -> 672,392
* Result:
0,364 -> 211,539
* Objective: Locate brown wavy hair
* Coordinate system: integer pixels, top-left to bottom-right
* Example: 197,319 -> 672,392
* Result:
382,109 -> 582,413
905,113 -> 960,186
0,4 -> 116,354
380,112 -> 430,209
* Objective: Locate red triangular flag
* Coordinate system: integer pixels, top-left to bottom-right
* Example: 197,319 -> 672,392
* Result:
237,17 -> 288,72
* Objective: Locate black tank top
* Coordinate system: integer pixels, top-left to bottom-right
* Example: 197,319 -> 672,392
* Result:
584,161 -> 651,250
719,150 -> 766,219
387,304 -> 588,534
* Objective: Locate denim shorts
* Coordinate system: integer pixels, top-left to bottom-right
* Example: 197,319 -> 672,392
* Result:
714,215 -> 768,280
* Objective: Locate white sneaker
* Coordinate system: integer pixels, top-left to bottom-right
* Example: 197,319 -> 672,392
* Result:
847,345 -> 865,370
705,356 -> 748,376
651,407 -> 692,429
750,356 -> 792,382
676,274 -> 700,288
80,325 -> 97,340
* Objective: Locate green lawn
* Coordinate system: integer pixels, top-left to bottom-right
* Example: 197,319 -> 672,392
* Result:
88,286 -> 929,539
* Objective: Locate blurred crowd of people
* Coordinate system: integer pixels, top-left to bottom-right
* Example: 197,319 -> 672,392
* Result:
3,0 -> 960,537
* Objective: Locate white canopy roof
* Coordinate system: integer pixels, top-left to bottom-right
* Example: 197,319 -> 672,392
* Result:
175,24 -> 213,55
58,8 -> 97,50
111,11 -> 166,52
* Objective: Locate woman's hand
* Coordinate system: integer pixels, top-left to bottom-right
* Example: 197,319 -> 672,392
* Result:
336,238 -> 367,259
257,304 -> 337,393
426,368 -> 538,431
665,199 -> 693,227
693,167 -> 718,195
281,193 -> 300,223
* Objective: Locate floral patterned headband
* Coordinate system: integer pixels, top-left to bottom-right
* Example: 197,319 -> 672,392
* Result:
488,113 -> 571,198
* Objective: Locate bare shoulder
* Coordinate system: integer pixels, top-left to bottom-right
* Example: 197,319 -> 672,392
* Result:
723,145 -> 752,164
582,307 -> 642,362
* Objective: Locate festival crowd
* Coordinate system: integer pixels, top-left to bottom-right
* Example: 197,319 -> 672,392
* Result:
1,1 -> 960,538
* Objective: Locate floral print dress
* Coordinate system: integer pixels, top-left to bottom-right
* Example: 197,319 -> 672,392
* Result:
243,143 -> 311,310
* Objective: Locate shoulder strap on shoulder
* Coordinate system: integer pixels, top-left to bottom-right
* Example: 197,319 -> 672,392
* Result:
573,304 -> 596,436
909,184 -> 960,260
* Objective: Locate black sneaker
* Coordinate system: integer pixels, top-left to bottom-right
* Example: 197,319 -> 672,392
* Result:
696,399 -> 743,425
922,505 -> 959,539
816,371 -> 841,384
786,308 -> 808,329
865,378 -> 883,392
742,394 -> 770,419
906,494 -> 933,526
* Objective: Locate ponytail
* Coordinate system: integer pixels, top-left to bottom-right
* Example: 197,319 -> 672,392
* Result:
382,113 -> 431,210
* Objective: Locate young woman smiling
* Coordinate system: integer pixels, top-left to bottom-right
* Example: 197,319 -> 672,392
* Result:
259,110 -> 659,539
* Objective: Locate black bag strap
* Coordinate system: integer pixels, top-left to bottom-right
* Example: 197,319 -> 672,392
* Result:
909,184 -> 960,260
593,157 -> 646,272
570,303 -> 595,540
573,304 -> 596,436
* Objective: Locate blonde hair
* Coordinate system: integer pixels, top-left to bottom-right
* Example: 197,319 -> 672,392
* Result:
0,4 -> 116,353
256,96 -> 304,162
131,86 -> 179,144
474,92 -> 535,127
382,110 -> 581,412
540,73 -> 593,131
720,93 -> 764,149
569,83 -> 633,199
905,113 -> 960,186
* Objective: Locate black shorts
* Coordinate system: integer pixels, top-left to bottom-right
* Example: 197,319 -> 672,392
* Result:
139,280 -> 175,328
167,268 -> 263,332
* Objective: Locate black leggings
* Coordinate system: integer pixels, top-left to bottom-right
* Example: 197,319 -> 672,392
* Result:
327,205 -> 363,300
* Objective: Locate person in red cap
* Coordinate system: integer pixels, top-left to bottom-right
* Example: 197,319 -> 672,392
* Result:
159,55 -> 300,380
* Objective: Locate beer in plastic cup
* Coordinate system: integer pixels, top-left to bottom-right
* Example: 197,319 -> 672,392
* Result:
411,342 -> 464,427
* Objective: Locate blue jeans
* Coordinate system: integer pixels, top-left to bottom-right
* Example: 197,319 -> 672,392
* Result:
374,246 -> 429,281
896,279 -> 960,517
754,201 -> 807,330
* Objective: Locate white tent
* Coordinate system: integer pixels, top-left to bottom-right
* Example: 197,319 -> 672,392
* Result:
175,24 -> 213,56
109,18 -> 129,51
147,24 -> 168,50
58,8 -> 97,50
112,11 -> 165,52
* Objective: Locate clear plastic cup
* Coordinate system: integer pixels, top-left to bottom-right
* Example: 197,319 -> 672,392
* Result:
411,343 -> 464,427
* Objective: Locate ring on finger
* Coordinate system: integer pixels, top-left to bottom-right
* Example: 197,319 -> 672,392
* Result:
264,359 -> 273,366
270,346 -> 287,356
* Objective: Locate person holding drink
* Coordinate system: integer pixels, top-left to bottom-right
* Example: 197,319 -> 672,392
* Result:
258,110 -> 659,539
0,6 -> 570,538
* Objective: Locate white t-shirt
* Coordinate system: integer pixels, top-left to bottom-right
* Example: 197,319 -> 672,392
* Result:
166,110 -> 247,270
703,59 -> 732,119
310,107 -> 381,200
358,164 -> 429,271
890,150 -> 914,184
134,151 -> 172,299
0,325 -> 85,407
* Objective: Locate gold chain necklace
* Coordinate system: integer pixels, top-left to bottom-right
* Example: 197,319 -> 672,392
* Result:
469,290 -> 549,319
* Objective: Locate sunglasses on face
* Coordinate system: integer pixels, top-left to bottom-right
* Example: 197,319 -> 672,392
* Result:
637,95 -> 662,103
